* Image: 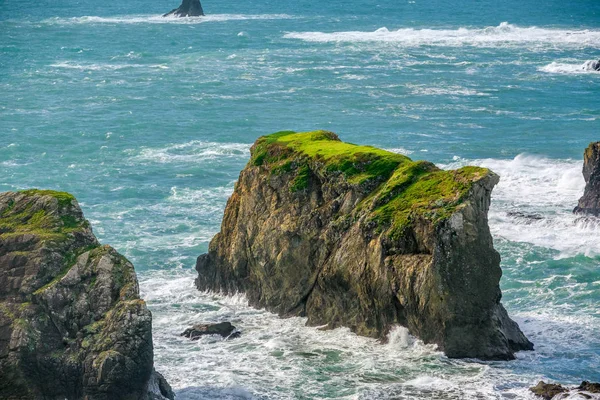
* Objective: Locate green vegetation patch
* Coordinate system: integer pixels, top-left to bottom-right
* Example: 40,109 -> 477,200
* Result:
250,130 -> 492,229
0,190 -> 84,241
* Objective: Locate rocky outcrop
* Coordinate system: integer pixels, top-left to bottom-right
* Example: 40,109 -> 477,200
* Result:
195,130 -> 533,360
582,59 -> 600,72
574,142 -> 600,215
181,322 -> 240,340
0,190 -> 173,400
164,0 -> 204,17
530,381 -> 600,400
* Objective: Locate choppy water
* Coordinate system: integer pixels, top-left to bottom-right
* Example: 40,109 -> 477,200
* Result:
1,0 -> 599,398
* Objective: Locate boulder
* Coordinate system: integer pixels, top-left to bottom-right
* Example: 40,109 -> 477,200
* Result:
195,130 -> 533,360
574,142 -> 600,215
530,381 -> 600,400
164,0 -> 204,17
0,190 -> 173,400
181,322 -> 240,340
582,59 -> 600,71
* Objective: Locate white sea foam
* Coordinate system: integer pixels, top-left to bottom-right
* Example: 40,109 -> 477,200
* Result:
539,60 -> 600,75
42,14 -> 293,25
442,154 -> 600,257
129,140 -> 250,164
284,22 -> 600,49
50,61 -> 169,71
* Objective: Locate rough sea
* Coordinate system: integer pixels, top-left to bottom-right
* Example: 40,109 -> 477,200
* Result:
1,0 -> 599,398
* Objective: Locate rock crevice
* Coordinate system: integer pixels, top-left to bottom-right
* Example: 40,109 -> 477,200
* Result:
196,130 -> 533,360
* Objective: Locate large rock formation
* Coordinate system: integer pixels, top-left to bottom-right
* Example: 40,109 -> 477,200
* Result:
0,190 -> 173,400
574,142 -> 600,215
164,0 -> 204,17
196,130 -> 533,360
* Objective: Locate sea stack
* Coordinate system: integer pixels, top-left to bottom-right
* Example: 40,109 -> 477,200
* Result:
574,142 -> 600,215
0,190 -> 173,400
164,0 -> 204,17
195,130 -> 533,360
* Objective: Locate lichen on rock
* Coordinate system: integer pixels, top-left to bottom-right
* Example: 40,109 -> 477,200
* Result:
196,130 -> 533,360
0,190 -> 173,400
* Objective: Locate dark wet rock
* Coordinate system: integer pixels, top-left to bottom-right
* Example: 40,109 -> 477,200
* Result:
0,190 -> 173,400
582,59 -> 600,72
195,130 -> 533,360
506,211 -> 543,221
164,0 -> 204,17
574,142 -> 600,215
530,381 -> 600,400
181,322 -> 240,340
530,381 -> 568,400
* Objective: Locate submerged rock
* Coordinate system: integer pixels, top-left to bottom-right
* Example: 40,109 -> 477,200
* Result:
0,190 -> 173,400
582,59 -> 600,71
530,381 -> 600,400
195,130 -> 533,360
181,321 -> 240,340
574,142 -> 600,215
164,0 -> 204,17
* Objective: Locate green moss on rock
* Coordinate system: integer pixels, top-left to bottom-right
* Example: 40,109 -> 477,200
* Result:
250,130 -> 491,229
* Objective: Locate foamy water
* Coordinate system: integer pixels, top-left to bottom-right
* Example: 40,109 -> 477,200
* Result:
284,22 -> 600,49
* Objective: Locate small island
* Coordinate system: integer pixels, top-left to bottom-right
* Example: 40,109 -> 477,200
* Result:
195,130 -> 533,360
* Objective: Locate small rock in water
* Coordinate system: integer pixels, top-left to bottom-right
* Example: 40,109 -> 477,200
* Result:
164,0 -> 204,17
530,381 -> 600,400
506,211 -> 544,222
582,59 -> 600,71
181,322 -> 241,340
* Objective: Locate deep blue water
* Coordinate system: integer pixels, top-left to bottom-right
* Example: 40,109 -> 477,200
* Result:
1,1 -> 599,398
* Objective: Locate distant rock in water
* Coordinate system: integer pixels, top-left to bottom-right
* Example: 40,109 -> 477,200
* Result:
582,59 -> 600,71
181,322 -> 240,340
530,381 -> 600,400
195,130 -> 533,360
164,0 -> 204,17
0,190 -> 173,400
574,142 -> 600,215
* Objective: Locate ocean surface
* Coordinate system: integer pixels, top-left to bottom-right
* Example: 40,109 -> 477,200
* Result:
1,0 -> 600,398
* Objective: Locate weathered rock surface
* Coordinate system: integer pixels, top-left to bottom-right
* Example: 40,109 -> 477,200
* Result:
0,190 -> 173,400
574,142 -> 600,215
181,322 -> 240,340
530,381 -> 600,400
164,0 -> 204,17
195,130 -> 533,360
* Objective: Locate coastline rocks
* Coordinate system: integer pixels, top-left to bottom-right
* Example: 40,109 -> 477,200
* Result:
181,322 -> 240,340
582,59 -> 600,72
195,130 -> 533,360
0,190 -> 173,400
164,0 -> 204,17
574,142 -> 600,215
530,381 -> 600,400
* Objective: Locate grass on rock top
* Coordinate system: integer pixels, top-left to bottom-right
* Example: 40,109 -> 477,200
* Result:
250,130 -> 491,232
0,189 -> 85,241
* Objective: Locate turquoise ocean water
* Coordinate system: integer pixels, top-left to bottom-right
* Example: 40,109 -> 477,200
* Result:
1,1 -> 600,398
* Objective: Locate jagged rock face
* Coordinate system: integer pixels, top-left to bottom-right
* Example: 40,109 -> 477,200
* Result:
196,130 -> 533,360
574,142 -> 600,215
0,190 -> 173,400
164,0 -> 204,17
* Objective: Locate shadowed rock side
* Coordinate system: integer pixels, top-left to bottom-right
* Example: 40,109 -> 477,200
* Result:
164,0 -> 204,17
0,190 -> 173,400
196,130 -> 533,360
574,141 -> 600,215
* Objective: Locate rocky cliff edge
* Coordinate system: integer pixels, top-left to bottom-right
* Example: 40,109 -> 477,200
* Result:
0,190 -> 173,400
